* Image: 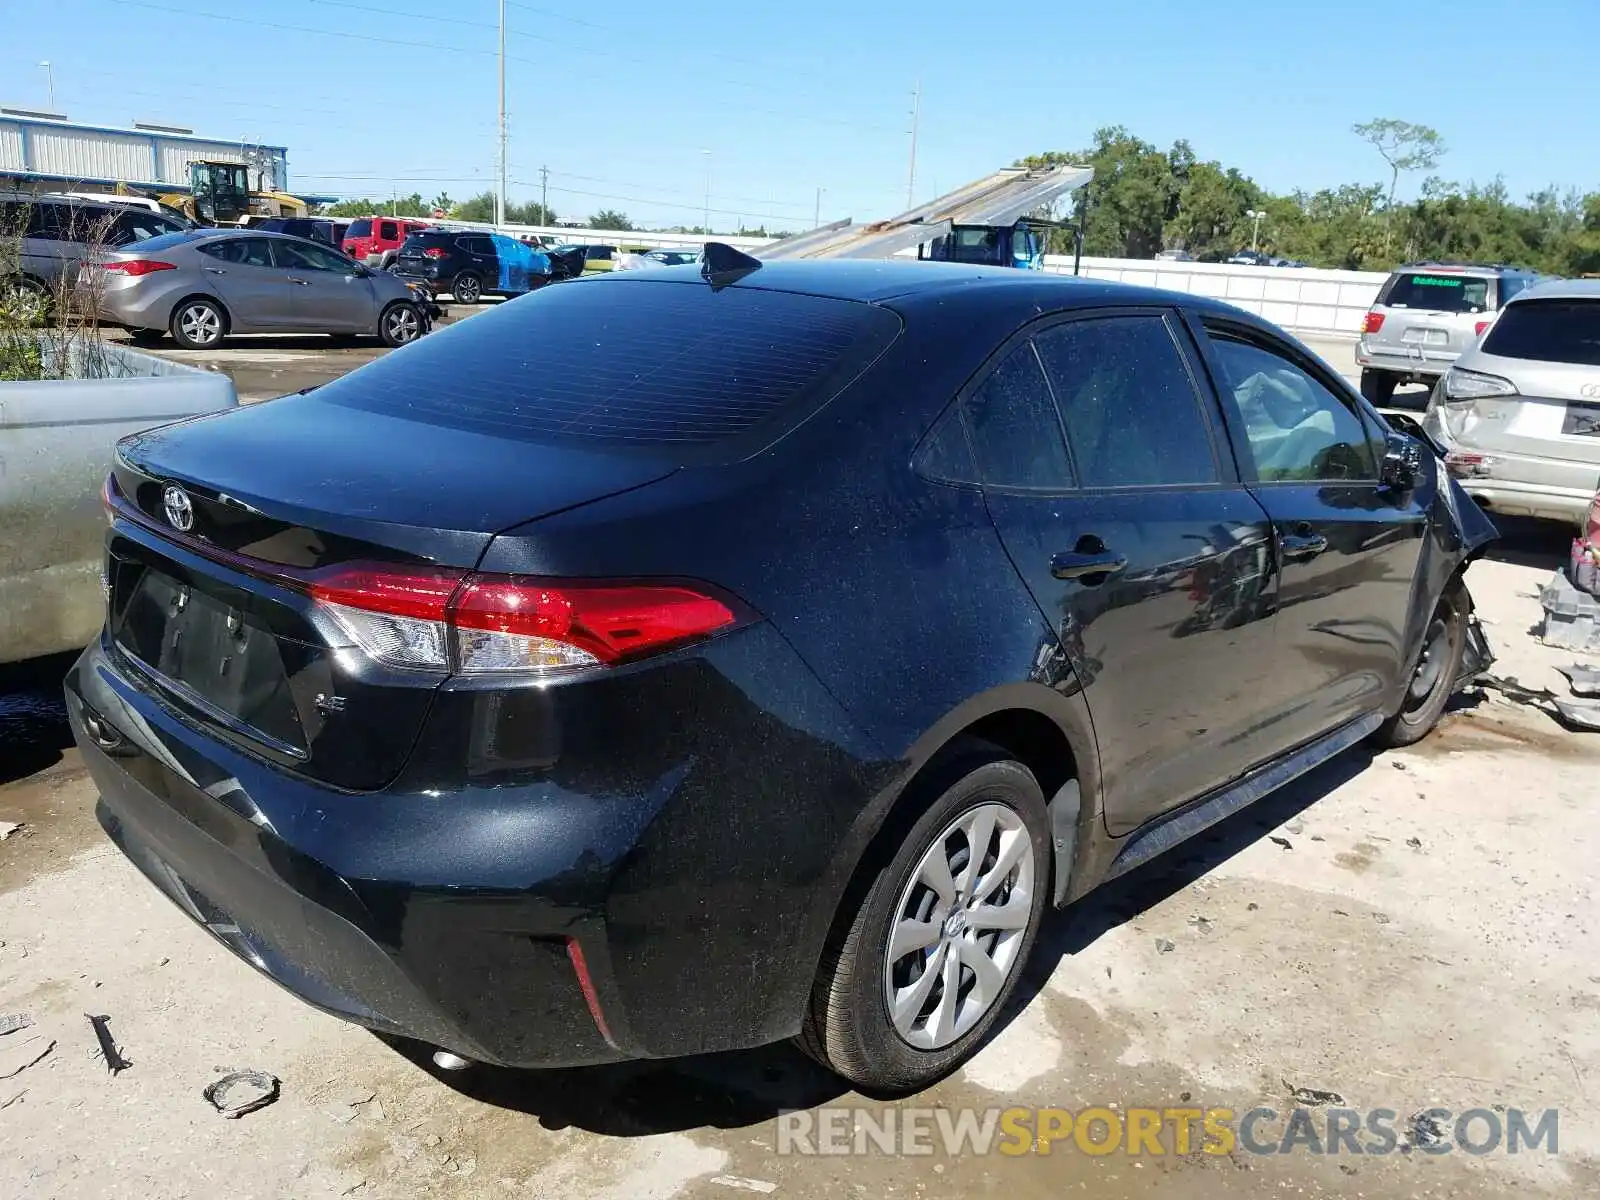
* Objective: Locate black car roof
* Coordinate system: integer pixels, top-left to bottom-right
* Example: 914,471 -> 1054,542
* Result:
589,258 -> 1246,319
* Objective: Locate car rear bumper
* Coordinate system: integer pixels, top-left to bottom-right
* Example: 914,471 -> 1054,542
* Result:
1422,410 -> 1597,527
1355,342 -> 1457,379
66,620 -> 880,1067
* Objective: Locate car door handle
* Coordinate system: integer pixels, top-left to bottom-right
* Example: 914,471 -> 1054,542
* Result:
1281,532 -> 1329,562
287,276 -> 310,286
202,266 -> 227,275
1051,548 -> 1129,582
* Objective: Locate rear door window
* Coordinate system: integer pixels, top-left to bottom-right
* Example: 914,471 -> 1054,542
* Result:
315,279 -> 902,457
1379,272 -> 1490,314
346,218 -> 373,238
963,343 -> 1075,490
1032,315 -> 1220,488
1479,299 -> 1600,366
379,220 -> 398,240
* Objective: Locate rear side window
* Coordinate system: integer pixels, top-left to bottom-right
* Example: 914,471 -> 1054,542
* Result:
1480,300 -> 1600,366
347,219 -> 373,238
1379,272 -> 1490,314
379,220 -> 398,240
963,344 -> 1074,490
1032,316 -> 1220,488
315,280 -> 902,455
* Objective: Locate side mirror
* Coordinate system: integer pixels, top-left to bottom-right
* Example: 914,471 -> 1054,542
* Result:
1380,432 -> 1423,493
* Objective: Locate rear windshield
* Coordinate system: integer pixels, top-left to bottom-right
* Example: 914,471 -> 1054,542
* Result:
1481,299 -> 1600,366
346,219 -> 372,238
315,279 -> 901,456
1379,272 -> 1490,314
124,230 -> 203,252
401,231 -> 451,248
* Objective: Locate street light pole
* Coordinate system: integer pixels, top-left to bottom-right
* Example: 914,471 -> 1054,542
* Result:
814,186 -> 823,229
906,79 -> 920,208
702,149 -> 711,236
1246,208 -> 1265,252
496,0 -> 507,228
38,61 -> 54,110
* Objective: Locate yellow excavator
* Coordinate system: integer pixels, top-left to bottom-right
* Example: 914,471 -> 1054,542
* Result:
136,161 -> 308,226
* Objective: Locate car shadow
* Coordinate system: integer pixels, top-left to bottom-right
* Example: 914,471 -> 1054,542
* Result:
1013,744 -> 1377,1007
0,650 -> 80,785
377,1032 -> 849,1135
1482,514 -> 1574,573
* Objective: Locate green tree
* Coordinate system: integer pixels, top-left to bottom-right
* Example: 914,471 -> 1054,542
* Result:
451,192 -> 497,221
322,192 -> 431,218
1353,118 -> 1446,253
506,200 -> 556,225
588,209 -> 634,231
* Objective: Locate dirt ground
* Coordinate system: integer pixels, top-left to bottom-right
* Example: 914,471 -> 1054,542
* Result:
2,510 -> 1597,1199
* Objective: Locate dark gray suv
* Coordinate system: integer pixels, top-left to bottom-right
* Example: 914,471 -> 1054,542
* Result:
1356,262 -> 1542,404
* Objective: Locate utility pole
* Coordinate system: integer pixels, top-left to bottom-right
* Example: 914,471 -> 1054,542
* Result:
814,186 -> 823,229
906,79 -> 920,208
38,61 -> 54,110
496,0 -> 507,227
702,149 -> 711,236
539,164 -> 549,225
391,184 -> 396,217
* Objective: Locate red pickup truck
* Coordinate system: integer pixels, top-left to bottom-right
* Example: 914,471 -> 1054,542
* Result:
343,217 -> 432,270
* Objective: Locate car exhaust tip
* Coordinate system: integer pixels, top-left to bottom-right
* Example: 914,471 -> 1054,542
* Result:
431,1050 -> 474,1071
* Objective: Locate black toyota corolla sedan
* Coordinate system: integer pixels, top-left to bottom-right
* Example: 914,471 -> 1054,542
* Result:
67,251 -> 1496,1094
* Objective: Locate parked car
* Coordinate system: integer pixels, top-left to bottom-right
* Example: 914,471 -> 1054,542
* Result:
1,342 -> 236,663
2,192 -> 189,300
615,248 -> 701,271
1357,262 -> 1542,405
393,229 -> 550,303
69,257 -> 1496,1094
84,229 -> 433,349
1226,249 -> 1273,267
546,243 -> 589,281
1423,278 -> 1600,527
343,217 -> 433,270
248,217 -> 343,247
1153,249 -> 1195,262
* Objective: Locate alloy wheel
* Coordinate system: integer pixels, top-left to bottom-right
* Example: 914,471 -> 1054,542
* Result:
882,801 -> 1036,1050
179,304 -> 221,346
385,305 -> 421,343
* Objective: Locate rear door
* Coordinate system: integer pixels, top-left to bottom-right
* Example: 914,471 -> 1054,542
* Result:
195,237 -> 297,330
1371,271 -> 1494,370
269,239 -> 373,331
1192,317 -> 1426,750
970,309 -> 1282,834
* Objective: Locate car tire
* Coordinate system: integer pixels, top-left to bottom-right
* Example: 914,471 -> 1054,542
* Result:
169,297 -> 227,349
1371,584 -> 1468,749
1360,369 -> 1397,406
379,301 -> 424,348
799,752 -> 1052,1094
451,272 -> 482,304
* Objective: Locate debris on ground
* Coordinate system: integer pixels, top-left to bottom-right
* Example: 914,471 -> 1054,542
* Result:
86,1014 -> 130,1075
0,1033 -> 55,1080
1187,915 -> 1215,935
710,1177 -> 779,1194
203,1070 -> 281,1119
1155,938 -> 1176,954
0,1089 -> 25,1109
1539,571 -> 1600,652
1478,674 -> 1600,732
1407,1110 -> 1450,1149
0,1014 -> 34,1036
1406,836 -> 1423,850
1285,1081 -> 1347,1107
0,821 -> 22,841
1561,663 -> 1600,697
1268,836 -> 1293,850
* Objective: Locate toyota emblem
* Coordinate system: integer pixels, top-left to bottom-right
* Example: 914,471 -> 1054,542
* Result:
1581,383 -> 1600,400
162,485 -> 194,532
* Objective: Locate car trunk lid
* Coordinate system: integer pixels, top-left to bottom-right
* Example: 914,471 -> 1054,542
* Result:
107,396 -> 677,789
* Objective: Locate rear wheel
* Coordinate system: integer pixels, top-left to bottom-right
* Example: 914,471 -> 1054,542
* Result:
1372,585 -> 1468,748
1360,368 -> 1397,406
451,272 -> 482,304
170,298 -> 226,349
799,755 -> 1051,1094
379,301 -> 423,347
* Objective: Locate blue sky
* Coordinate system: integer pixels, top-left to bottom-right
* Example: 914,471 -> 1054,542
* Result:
8,0 -> 1598,230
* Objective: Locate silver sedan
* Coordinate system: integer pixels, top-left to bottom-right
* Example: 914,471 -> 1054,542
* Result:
83,229 -> 433,350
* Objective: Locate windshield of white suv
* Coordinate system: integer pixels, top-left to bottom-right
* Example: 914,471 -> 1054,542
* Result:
1379,273 -> 1491,314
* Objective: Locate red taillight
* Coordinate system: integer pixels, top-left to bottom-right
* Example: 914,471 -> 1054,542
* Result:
1475,320 -> 1491,337
306,565 -> 736,674
1362,311 -> 1385,334
99,259 -> 176,277
423,247 -> 449,259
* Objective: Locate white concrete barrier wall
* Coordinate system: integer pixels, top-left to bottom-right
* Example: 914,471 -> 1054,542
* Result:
445,220 -> 1387,338
1046,256 -> 1387,340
